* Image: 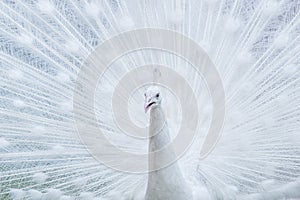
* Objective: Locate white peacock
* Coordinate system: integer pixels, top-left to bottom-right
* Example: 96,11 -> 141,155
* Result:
0,0 -> 300,200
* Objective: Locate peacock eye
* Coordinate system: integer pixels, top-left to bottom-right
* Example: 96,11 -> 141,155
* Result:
156,93 -> 159,98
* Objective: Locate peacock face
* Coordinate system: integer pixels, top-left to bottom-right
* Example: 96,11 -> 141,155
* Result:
144,86 -> 162,113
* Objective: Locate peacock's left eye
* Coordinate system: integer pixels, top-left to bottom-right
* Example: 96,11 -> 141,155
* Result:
156,93 -> 159,98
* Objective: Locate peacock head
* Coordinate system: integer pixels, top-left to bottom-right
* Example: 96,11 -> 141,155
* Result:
144,86 -> 162,113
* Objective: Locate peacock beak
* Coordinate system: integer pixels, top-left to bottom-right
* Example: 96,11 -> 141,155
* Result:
144,102 -> 150,113
144,105 -> 149,113
144,100 -> 155,113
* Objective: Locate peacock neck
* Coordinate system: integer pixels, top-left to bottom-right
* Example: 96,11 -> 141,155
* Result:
148,105 -> 170,152
145,105 -> 193,200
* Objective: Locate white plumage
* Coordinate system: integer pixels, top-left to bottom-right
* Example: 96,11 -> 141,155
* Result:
0,0 -> 299,200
